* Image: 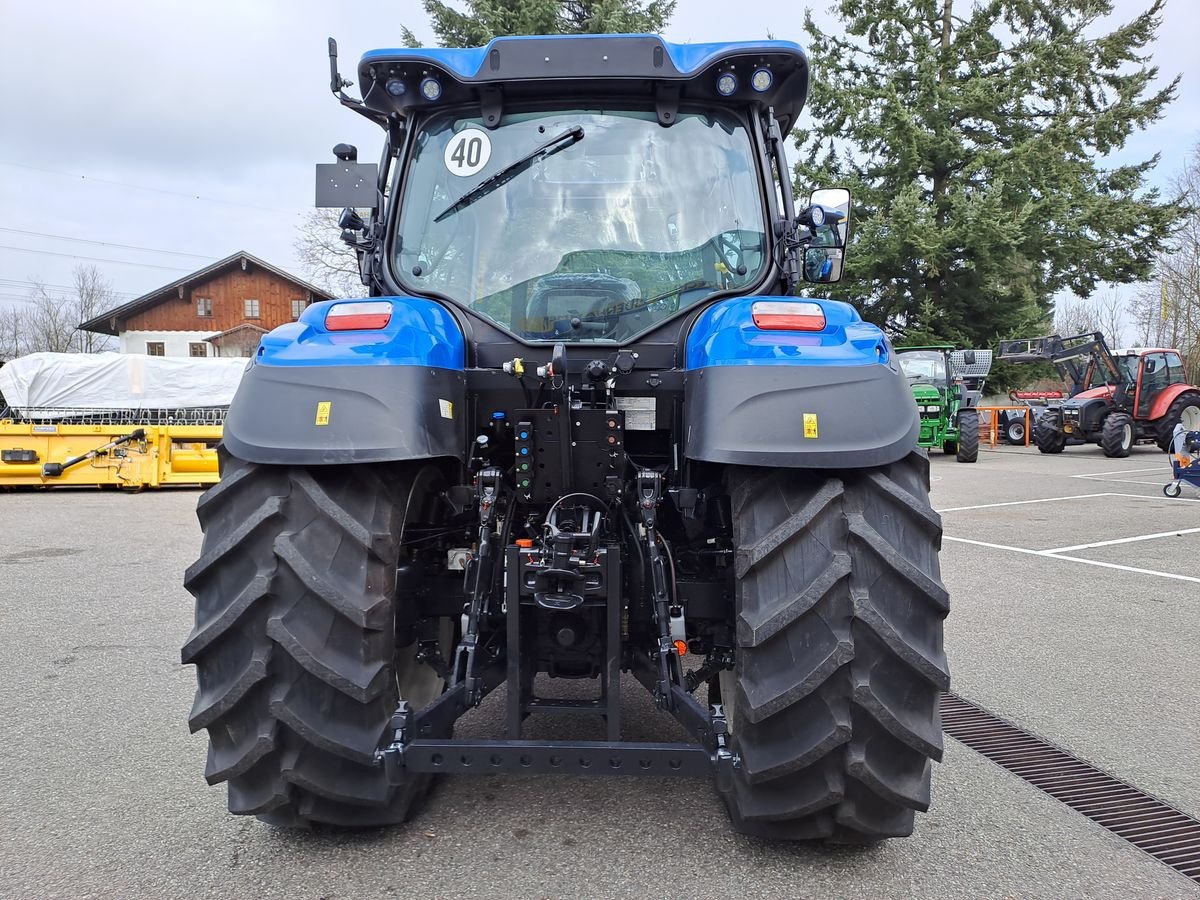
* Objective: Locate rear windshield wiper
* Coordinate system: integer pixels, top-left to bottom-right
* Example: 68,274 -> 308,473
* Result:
434,126 -> 585,223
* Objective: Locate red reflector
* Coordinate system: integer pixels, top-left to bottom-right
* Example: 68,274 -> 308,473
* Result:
326,313 -> 392,330
751,301 -> 826,331
325,301 -> 393,331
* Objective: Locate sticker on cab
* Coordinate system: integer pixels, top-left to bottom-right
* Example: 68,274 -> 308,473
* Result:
315,401 -> 331,426
803,413 -> 819,439
444,128 -> 492,177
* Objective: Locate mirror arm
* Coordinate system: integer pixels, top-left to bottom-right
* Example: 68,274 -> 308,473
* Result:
328,37 -> 390,127
764,107 -> 801,291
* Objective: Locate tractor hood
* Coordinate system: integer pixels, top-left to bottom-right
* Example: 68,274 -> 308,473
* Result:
357,35 -> 809,132
910,383 -> 943,403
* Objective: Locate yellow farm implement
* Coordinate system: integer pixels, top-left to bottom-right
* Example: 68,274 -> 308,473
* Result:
0,412 -> 221,490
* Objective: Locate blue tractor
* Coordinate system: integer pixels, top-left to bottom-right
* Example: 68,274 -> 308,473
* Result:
183,34 -> 949,842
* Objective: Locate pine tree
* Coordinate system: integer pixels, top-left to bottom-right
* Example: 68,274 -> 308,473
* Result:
796,0 -> 1182,349
402,0 -> 675,48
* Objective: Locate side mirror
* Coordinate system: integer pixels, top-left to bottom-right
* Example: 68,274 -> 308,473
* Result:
338,207 -> 365,231
1145,358 -> 1158,374
809,187 -> 851,246
803,246 -> 844,283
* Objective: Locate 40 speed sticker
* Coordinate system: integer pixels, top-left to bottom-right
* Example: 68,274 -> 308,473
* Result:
444,128 -> 492,176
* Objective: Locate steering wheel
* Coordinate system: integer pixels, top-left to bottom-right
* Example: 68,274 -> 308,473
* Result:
716,232 -> 747,277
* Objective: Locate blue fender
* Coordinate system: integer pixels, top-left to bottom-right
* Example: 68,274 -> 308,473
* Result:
223,297 -> 468,465
683,297 -> 919,468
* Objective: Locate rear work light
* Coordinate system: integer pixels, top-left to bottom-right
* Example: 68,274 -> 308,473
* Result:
325,301 -> 393,331
751,300 -> 826,331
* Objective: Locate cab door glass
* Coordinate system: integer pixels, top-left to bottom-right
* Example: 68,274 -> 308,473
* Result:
1166,352 -> 1185,385
1137,352 -> 1170,416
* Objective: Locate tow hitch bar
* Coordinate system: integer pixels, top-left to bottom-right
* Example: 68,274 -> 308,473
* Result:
379,700 -> 739,788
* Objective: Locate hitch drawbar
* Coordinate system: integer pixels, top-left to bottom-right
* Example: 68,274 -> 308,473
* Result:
41,428 -> 146,477
378,700 -> 738,787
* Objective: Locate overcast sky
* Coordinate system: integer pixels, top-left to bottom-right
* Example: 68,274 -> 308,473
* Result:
2,0 -> 1197,330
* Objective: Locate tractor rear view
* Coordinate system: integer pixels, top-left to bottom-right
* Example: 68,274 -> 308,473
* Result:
182,34 -> 949,843
998,333 -> 1200,457
897,345 -> 990,462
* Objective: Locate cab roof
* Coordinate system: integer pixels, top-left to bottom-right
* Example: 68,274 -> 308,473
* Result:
357,34 -> 809,132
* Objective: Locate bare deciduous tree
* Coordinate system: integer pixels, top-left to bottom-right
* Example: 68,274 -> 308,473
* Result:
0,265 -> 118,360
0,304 -> 27,360
294,209 -> 367,299
71,265 -> 119,353
1052,289 -> 1126,347
1128,141 -> 1200,380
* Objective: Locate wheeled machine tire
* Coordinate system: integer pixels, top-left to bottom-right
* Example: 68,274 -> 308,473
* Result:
1164,481 -> 1183,498
1033,412 -> 1066,454
1155,392 -> 1200,452
955,410 -> 979,463
1004,414 -> 1026,446
182,452 -> 450,827
720,451 -> 949,842
1100,412 -> 1134,459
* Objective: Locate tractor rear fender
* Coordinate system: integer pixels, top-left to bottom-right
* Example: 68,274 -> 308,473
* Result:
682,297 -> 918,468
222,297 -> 467,465
1148,383 -> 1200,421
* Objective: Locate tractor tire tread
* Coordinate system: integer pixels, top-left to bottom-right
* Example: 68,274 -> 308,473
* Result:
183,451 -> 430,827
1100,412 -> 1134,458
1033,412 -> 1066,454
722,452 -> 949,842
1156,392 -> 1200,452
956,410 -> 979,462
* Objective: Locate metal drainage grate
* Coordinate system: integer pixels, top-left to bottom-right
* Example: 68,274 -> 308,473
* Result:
941,693 -> 1200,883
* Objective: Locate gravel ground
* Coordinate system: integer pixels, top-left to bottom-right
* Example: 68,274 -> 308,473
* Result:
1,444 -> 1197,898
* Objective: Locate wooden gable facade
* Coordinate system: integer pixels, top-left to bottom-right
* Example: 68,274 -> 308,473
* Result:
80,251 -> 335,357
121,265 -> 316,333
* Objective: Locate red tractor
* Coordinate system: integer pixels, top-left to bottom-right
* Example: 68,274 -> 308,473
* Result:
998,333 -> 1200,457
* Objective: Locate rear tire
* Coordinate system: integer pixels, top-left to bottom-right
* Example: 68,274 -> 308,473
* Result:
182,452 -> 450,827
1156,392 -> 1200,452
721,452 -> 950,842
1033,411 -> 1066,454
1100,413 -> 1134,458
956,410 -> 979,463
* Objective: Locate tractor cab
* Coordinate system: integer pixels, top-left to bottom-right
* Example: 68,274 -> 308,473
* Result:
317,35 -> 851,346
1072,348 -> 1190,419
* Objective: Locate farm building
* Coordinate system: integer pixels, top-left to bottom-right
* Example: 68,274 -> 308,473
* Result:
79,251 -> 333,358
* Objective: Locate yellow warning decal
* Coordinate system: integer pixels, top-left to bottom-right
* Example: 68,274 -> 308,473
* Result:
315,401 -> 331,426
803,413 -> 819,439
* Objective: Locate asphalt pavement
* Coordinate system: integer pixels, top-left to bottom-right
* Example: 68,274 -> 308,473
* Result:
1,442 -> 1197,898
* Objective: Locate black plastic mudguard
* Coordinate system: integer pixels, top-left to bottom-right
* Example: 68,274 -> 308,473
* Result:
683,363 -> 919,468
222,362 -> 467,465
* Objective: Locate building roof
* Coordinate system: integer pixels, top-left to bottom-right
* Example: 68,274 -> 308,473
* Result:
79,251 -> 334,335
205,323 -> 269,342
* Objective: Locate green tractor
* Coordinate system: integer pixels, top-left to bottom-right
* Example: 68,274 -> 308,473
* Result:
897,345 -> 990,463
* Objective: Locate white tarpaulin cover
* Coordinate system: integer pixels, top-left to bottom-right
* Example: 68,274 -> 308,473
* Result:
0,352 -> 248,411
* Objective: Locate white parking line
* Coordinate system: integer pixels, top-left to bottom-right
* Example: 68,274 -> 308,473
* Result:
1070,466 -> 1164,478
937,493 -> 1117,513
944,535 -> 1200,585
1115,491 -> 1200,504
1045,526 -> 1200,553
1081,476 -> 1173,488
